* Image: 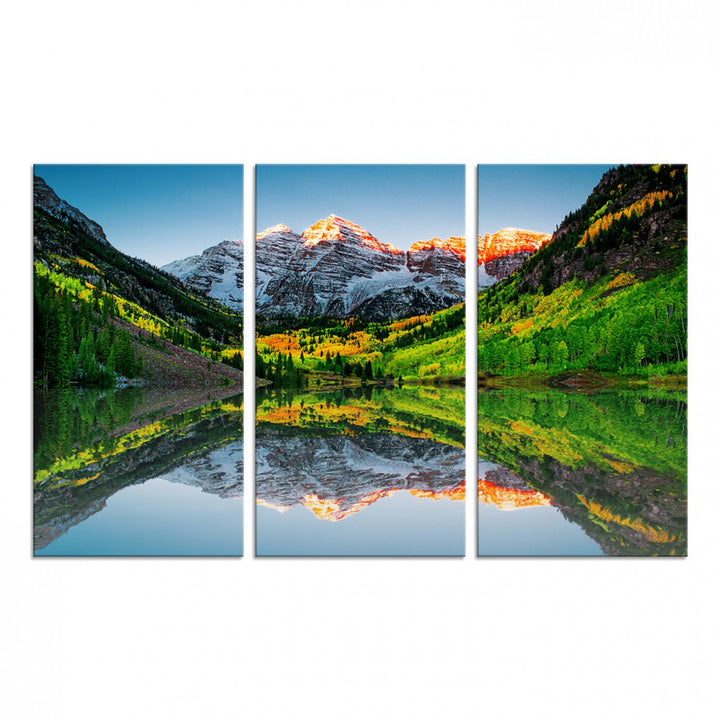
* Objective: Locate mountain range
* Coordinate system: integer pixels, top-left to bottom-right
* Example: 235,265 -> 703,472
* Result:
34,164 -> 686,388
164,214 -> 550,320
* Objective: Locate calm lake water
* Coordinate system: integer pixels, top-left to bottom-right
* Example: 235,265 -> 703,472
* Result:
34,388 -> 244,557
33,384 -> 686,557
476,387 -> 687,557
255,386 -> 466,556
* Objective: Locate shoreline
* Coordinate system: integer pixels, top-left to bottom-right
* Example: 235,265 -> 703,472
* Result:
478,369 -> 687,392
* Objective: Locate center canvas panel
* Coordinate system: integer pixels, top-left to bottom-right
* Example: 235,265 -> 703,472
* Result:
254,165 -> 466,557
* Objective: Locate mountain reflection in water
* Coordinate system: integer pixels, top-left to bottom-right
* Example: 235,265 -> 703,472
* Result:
476,388 -> 687,557
255,386 -> 466,556
33,388 -> 244,556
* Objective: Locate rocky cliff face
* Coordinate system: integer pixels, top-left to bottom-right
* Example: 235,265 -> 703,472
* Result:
256,215 -> 469,320
165,215 -> 469,320
477,227 -> 552,286
508,165 -> 688,294
407,236 -> 466,273
163,218 -> 553,318
256,215 -> 410,319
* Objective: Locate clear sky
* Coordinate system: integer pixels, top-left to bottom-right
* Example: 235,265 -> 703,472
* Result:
477,165 -> 615,237
256,165 -> 465,250
33,164 -> 243,267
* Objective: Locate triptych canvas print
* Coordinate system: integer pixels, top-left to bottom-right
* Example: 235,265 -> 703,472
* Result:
32,163 -> 687,557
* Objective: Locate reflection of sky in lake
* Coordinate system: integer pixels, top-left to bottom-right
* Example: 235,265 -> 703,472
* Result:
477,503 -> 602,557
257,490 -> 464,557
36,478 -> 243,557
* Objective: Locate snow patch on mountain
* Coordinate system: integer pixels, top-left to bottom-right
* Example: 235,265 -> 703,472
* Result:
161,239 -> 244,311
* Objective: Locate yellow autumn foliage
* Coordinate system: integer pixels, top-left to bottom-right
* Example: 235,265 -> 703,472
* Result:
604,272 -> 636,292
578,495 -> 677,543
578,191 -> 672,247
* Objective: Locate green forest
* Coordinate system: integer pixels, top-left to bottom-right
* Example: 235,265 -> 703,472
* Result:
255,302 -> 466,388
477,265 -> 686,379
34,269 -> 143,388
33,264 -> 244,388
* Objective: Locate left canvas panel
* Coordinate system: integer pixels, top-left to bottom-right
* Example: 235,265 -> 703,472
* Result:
33,165 -> 245,556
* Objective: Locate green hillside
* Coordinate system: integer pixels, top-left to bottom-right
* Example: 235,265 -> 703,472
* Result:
477,164 -> 687,382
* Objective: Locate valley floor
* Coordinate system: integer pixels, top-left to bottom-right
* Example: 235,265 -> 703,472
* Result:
120,321 -> 245,389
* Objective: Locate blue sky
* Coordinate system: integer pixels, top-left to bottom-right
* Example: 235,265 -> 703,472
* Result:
256,165 -> 465,250
32,165 -> 611,263
34,165 -> 244,267
477,165 -> 615,237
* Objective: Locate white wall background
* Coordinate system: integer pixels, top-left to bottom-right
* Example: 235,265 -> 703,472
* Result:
3,2 -> 718,718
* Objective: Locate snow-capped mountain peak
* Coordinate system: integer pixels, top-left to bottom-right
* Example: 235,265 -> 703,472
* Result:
257,223 -> 294,239
163,214 -> 550,320
161,238 -> 244,310
300,215 -> 403,255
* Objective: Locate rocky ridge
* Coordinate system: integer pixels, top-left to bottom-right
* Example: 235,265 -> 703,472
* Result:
34,175 -> 110,247
33,175 -> 245,350
164,216 -> 551,319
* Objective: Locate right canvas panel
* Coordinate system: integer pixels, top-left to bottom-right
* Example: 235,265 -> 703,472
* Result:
477,165 -> 687,556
